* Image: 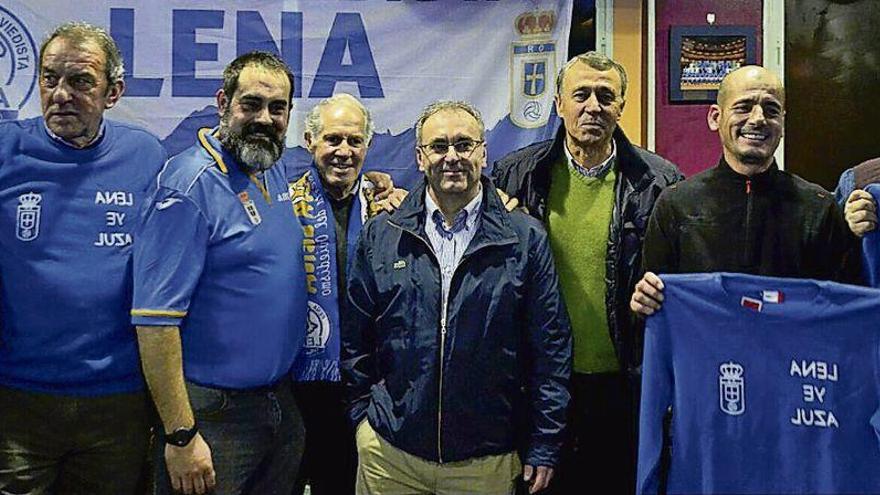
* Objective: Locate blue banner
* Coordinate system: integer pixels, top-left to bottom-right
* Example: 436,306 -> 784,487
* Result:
1,1 -> 571,187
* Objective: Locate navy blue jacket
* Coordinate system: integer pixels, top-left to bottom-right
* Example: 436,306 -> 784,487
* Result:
342,176 -> 572,467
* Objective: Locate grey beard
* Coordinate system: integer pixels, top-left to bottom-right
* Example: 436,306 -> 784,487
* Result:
219,128 -> 283,173
236,141 -> 280,172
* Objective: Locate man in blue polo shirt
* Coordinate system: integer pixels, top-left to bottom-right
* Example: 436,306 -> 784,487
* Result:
0,22 -> 166,494
132,52 -> 307,495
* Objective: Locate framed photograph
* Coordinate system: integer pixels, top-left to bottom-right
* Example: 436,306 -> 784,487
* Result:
669,26 -> 757,103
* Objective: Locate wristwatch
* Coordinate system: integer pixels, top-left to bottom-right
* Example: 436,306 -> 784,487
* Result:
164,423 -> 199,448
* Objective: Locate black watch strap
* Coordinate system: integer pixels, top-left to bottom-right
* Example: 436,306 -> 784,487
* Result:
164,423 -> 199,447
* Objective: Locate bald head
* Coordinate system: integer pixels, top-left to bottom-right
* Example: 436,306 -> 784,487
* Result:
717,66 -> 785,107
709,65 -> 785,176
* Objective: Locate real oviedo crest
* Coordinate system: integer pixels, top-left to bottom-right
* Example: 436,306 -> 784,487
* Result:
16,191 -> 41,241
510,10 -> 558,129
719,361 -> 746,416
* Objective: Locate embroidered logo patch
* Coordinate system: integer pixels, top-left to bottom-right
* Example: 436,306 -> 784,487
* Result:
16,192 -> 41,241
719,361 -> 746,416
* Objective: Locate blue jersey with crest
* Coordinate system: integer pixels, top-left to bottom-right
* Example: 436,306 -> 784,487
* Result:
0,117 -> 166,395
638,272 -> 880,494
132,129 -> 307,389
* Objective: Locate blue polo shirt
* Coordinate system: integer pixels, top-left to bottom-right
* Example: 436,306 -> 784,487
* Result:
0,117 -> 166,395
132,128 -> 307,389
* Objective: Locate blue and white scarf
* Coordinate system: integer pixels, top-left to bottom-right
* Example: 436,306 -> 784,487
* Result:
289,168 -> 368,381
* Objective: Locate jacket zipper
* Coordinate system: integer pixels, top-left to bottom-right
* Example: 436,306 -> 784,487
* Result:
744,179 -> 753,266
388,220 -> 505,464
438,309 -> 447,462
387,221 -> 452,464
437,253 -> 470,463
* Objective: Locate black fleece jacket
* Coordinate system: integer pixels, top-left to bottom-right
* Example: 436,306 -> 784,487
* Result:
643,158 -> 861,283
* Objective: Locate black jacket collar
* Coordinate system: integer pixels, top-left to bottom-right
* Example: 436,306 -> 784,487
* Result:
541,125 -> 654,192
715,156 -> 779,189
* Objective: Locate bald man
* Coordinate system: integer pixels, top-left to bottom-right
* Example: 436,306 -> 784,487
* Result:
631,65 -> 859,315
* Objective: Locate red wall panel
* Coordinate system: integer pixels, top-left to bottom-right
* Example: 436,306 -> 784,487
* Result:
655,0 -> 763,176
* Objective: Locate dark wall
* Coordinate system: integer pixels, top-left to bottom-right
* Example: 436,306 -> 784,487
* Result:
785,0 -> 880,191
655,0 -> 763,176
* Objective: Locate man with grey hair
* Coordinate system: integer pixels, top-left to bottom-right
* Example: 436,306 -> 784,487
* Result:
343,100 -> 571,494
0,22 -> 166,494
492,51 -> 683,493
288,93 -> 404,495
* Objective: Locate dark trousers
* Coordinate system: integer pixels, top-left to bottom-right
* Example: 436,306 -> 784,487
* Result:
291,381 -> 357,495
0,385 -> 151,495
547,372 -> 638,495
154,380 -> 305,495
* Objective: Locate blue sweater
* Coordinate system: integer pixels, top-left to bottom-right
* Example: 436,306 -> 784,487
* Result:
639,273 -> 880,494
0,117 -> 166,395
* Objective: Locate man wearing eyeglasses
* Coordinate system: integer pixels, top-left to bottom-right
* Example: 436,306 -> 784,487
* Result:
492,51 -> 683,493
342,100 -> 572,494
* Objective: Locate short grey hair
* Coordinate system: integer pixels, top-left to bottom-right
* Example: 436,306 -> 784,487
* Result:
40,22 -> 125,85
556,51 -> 628,98
414,100 -> 485,144
304,93 -> 374,143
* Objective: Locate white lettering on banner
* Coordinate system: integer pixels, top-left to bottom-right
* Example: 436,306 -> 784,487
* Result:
789,359 -> 840,429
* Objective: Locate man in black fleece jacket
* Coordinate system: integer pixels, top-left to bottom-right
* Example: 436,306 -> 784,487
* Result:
631,65 -> 860,316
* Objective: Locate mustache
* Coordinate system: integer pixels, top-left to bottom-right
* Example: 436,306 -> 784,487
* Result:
241,123 -> 280,142
436,166 -> 468,173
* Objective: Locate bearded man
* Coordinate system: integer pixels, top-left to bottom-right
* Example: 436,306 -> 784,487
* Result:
131,52 -> 308,495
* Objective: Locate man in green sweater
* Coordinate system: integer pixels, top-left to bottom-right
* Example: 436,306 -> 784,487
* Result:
492,51 -> 683,493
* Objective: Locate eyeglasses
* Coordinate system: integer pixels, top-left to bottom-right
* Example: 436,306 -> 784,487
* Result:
418,139 -> 484,159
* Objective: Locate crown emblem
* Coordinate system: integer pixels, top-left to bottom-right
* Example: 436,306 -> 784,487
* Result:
719,362 -> 744,379
18,192 -> 41,207
515,11 -> 556,36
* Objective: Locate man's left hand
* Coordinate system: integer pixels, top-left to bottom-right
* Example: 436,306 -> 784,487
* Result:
523,465 -> 554,494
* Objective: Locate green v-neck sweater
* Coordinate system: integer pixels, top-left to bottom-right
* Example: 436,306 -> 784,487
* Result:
547,155 -> 619,373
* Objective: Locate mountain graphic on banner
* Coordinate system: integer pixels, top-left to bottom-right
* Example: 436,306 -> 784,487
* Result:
161,107 -> 559,190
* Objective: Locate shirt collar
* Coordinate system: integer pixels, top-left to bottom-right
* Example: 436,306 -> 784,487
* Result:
43,118 -> 106,149
425,184 -> 482,232
564,138 -> 617,178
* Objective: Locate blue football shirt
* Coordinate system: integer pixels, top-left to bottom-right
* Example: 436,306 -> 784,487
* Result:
639,272 -> 880,494
132,129 -> 307,389
0,118 -> 166,395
